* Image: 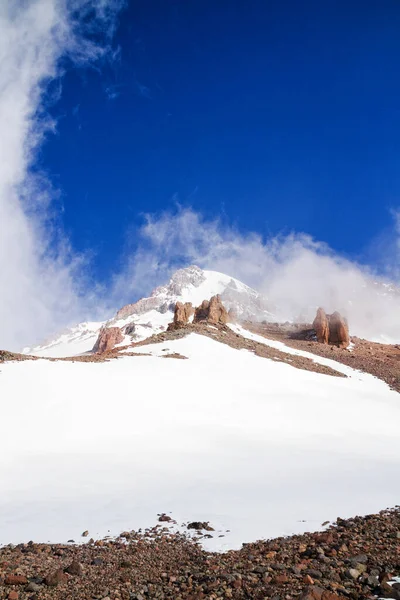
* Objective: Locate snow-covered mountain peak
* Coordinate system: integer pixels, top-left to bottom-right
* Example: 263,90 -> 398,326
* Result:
114,266 -> 264,321
23,266 -> 273,358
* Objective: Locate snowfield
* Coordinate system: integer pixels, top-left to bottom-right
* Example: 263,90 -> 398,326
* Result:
2,332 -> 400,551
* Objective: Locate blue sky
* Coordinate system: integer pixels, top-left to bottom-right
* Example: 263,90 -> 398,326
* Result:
39,0 -> 400,284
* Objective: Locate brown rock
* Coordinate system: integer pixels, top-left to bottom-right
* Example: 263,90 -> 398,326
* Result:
328,311 -> 349,347
158,514 -> 172,522
45,569 -> 68,586
8,592 -> 18,600
313,308 -> 329,344
299,586 -> 342,600
208,294 -> 229,324
168,302 -> 194,330
193,299 -> 210,322
92,327 -> 124,353
65,560 -> 83,576
193,295 -> 229,325
273,573 -> 289,584
4,575 -> 27,585
313,308 -> 349,347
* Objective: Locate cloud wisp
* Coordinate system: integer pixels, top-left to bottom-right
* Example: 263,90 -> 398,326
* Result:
112,207 -> 400,343
0,0 -> 123,350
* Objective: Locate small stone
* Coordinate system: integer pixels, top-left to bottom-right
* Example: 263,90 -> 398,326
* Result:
273,574 -> 289,584
65,560 -> 83,576
366,575 -> 378,587
306,570 -> 323,580
158,514 -> 172,522
187,521 -> 212,531
45,569 -> 68,586
26,583 -> 41,592
4,575 -> 28,585
253,566 -> 268,574
349,554 -> 368,565
120,531 -> 131,539
8,592 -> 19,600
347,568 -> 360,580
82,530 -> 89,537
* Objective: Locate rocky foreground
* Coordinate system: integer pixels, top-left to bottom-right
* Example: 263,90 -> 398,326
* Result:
1,509 -> 399,600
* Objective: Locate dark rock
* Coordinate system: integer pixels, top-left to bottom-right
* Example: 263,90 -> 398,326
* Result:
25,583 -> 41,592
187,521 -> 214,531
307,569 -> 323,579
158,514 -> 172,522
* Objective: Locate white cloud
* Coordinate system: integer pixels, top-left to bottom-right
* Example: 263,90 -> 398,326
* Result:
113,207 -> 400,343
0,0 -> 123,350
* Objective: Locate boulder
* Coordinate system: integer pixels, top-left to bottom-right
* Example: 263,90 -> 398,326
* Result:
313,308 -> 329,344
92,327 -> 124,353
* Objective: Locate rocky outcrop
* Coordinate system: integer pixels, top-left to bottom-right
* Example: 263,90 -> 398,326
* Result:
92,327 -> 124,353
167,302 -> 194,331
193,299 -> 210,323
193,295 -> 229,325
313,308 -> 329,344
124,322 -> 136,336
328,311 -> 349,347
208,294 -> 229,324
168,295 -> 229,330
313,308 -> 349,347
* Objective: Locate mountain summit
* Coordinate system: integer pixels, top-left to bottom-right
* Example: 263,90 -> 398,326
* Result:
24,266 -> 274,358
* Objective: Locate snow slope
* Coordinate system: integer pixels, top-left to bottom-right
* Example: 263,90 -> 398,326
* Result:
24,266 -> 273,358
22,321 -> 103,359
2,332 -> 400,551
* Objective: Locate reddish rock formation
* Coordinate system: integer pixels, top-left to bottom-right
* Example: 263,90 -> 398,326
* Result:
193,295 -> 229,325
208,294 -> 229,325
328,311 -> 349,347
92,327 -> 124,354
313,307 -> 329,344
193,299 -> 210,323
167,302 -> 194,331
313,308 -> 349,347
